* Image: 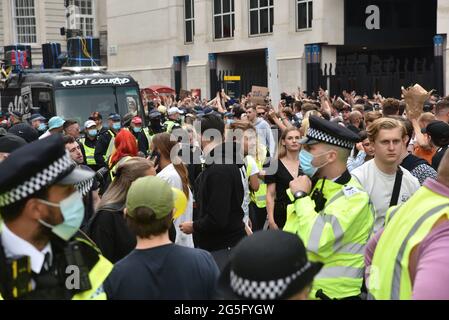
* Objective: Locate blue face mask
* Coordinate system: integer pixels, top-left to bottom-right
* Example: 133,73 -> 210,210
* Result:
38,191 -> 85,241
38,123 -> 47,132
133,127 -> 142,133
300,149 -> 330,178
112,122 -> 121,131
226,119 -> 234,126
88,129 -> 97,137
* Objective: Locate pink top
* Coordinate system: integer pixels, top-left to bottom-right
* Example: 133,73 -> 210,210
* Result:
365,179 -> 449,300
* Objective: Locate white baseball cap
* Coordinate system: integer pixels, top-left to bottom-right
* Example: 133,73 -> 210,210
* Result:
167,107 -> 184,116
84,120 -> 97,129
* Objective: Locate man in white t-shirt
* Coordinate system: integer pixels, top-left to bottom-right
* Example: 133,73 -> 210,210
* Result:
352,118 -> 420,233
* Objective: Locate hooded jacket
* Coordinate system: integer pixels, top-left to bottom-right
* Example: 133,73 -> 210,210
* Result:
193,142 -> 246,251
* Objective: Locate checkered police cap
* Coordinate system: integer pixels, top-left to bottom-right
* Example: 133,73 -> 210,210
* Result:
302,116 -> 360,150
230,262 -> 313,300
0,135 -> 94,207
218,231 -> 323,300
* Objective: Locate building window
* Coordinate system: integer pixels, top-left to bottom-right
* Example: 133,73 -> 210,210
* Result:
213,0 -> 235,39
12,0 -> 37,43
74,0 -> 95,36
297,0 -> 312,30
249,0 -> 274,35
184,0 -> 195,43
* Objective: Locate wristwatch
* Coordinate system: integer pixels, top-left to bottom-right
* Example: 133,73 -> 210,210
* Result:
293,191 -> 308,200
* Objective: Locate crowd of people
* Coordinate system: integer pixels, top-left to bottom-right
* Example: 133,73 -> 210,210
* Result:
0,84 -> 449,300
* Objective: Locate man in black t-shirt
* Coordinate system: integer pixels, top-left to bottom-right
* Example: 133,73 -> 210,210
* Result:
422,121 -> 449,171
104,176 -> 219,300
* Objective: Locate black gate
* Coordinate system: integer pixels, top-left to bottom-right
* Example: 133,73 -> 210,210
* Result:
217,67 -> 267,97
320,57 -> 438,99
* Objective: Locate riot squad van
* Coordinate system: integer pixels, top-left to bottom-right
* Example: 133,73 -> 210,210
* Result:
0,67 -> 144,126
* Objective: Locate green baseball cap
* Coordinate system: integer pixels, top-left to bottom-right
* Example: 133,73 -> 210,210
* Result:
126,176 -> 174,219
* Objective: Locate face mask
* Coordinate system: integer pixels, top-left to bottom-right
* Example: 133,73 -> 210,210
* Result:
38,191 -> 85,241
88,129 -> 97,137
133,127 -> 142,133
226,119 -> 234,126
300,150 -> 330,178
112,122 -> 121,131
38,123 -> 47,132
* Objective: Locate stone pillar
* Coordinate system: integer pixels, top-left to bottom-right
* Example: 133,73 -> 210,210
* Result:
434,35 -> 445,96
173,56 -> 182,98
306,44 -> 321,95
209,53 -> 218,99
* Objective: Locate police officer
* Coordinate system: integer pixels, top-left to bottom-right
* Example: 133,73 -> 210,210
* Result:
129,116 -> 149,156
367,149 -> 449,300
144,110 -> 164,142
80,120 -> 99,172
0,135 -> 113,300
94,114 -> 122,169
284,116 -> 375,300
29,114 -> 47,137
163,107 -> 183,133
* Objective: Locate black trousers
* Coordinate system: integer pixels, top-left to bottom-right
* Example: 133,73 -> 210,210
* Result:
249,202 -> 268,231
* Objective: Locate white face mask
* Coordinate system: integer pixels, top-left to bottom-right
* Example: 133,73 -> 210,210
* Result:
38,191 -> 85,241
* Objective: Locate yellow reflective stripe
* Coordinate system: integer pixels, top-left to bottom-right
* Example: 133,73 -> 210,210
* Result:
390,204 -> 448,300
307,191 -> 345,253
105,131 -> 115,161
109,156 -> 133,181
315,266 -> 364,280
385,205 -> 402,226
72,255 -> 113,300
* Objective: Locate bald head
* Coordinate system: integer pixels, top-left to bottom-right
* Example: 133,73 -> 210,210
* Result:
437,149 -> 449,187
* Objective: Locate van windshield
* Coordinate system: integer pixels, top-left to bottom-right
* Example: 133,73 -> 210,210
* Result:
54,86 -> 142,126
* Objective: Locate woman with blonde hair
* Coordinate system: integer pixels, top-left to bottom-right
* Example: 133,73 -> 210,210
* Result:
265,127 -> 302,230
86,157 -> 156,263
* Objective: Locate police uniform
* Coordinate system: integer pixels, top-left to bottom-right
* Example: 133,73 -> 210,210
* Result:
94,114 -> 121,169
144,110 -> 163,143
163,107 -> 183,133
368,179 -> 449,300
0,135 -> 113,300
80,136 -> 99,172
284,116 -> 375,300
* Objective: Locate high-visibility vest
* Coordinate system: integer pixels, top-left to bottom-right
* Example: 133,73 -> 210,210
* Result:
79,138 -> 96,166
284,177 -> 375,299
245,156 -> 267,209
105,130 -> 116,162
0,231 -> 113,300
109,156 -> 133,181
143,127 -> 153,143
368,186 -> 449,300
164,120 -> 178,133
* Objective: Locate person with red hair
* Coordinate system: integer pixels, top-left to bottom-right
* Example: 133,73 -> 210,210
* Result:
108,129 -> 138,181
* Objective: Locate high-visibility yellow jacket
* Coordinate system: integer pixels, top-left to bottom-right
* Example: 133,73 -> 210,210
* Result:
284,174 -> 375,299
368,186 -> 449,300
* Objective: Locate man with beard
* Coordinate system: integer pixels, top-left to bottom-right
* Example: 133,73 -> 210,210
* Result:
0,135 -> 112,300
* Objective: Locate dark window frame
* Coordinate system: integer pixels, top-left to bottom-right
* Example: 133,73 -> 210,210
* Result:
249,0 -> 274,36
296,0 -> 313,31
213,0 -> 235,40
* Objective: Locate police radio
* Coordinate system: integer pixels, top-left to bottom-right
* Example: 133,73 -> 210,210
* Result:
4,256 -> 33,299
312,179 -> 327,212
64,242 -> 92,292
